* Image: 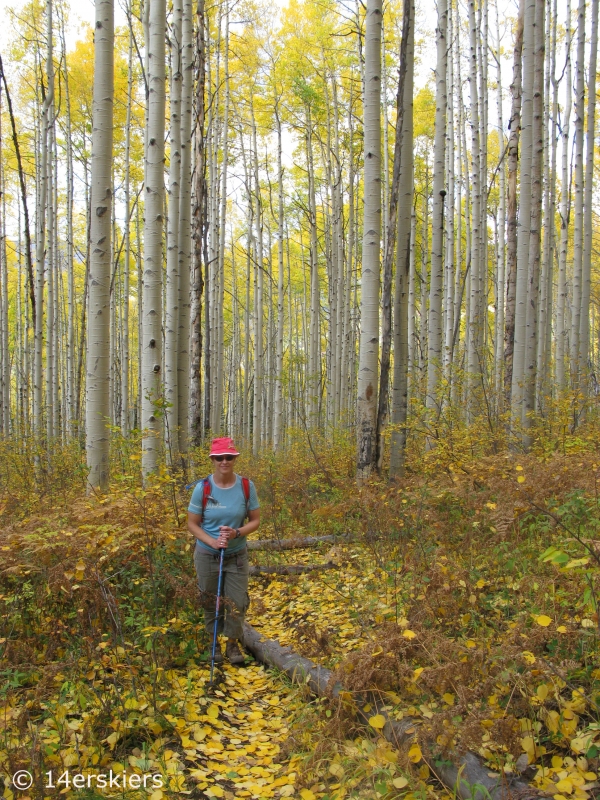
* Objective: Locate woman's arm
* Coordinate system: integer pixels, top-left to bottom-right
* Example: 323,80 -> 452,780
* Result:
217,509 -> 260,547
187,512 -> 220,549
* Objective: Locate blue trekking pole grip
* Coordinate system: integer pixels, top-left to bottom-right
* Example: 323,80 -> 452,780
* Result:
209,547 -> 226,684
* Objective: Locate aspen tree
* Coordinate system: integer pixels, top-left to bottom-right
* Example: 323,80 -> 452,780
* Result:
427,0 -> 448,411
467,0 -> 483,390
569,0 -> 585,380
579,0 -> 599,380
522,0 -> 545,440
165,0 -> 182,461
491,2 -> 506,397
390,0 -> 414,478
511,0 -> 535,432
556,88 -> 572,389
122,14 -> 133,437
273,106 -> 285,450
177,0 -> 193,456
357,0 -> 382,481
141,0 -> 166,476
190,0 -> 206,445
86,0 -> 114,490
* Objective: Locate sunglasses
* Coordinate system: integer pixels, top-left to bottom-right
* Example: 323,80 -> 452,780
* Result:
212,454 -> 236,462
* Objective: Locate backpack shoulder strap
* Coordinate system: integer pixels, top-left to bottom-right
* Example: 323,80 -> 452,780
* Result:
241,477 -> 250,519
201,476 -> 212,517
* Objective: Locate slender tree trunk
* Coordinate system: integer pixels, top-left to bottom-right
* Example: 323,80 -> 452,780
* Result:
357,0 -> 382,481
141,0 -> 166,476
86,0 -> 114,490
165,0 -> 182,461
556,0 -> 571,390
390,0 -> 414,479
569,0 -> 585,382
511,0 -> 535,433
426,0 -> 448,412
177,0 -> 193,458
273,108 -> 285,450
579,0 -> 599,382
190,0 -> 206,446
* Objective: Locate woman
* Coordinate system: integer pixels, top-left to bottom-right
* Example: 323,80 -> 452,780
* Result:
187,437 -> 260,665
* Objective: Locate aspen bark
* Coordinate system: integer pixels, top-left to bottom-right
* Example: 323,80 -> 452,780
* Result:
141,0 -> 166,476
569,0 -> 585,381
86,0 -> 114,490
579,0 -> 599,381
427,0 -> 448,411
177,0 -> 193,457
556,0 -> 571,390
357,0 -> 382,481
165,0 -> 182,461
390,0 -> 414,479
511,0 -> 535,432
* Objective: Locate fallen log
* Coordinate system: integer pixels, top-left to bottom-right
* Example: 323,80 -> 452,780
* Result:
248,562 -> 336,577
242,623 -> 547,800
247,533 -> 355,551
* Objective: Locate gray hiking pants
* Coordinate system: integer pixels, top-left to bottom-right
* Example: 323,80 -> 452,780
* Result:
193,546 -> 249,640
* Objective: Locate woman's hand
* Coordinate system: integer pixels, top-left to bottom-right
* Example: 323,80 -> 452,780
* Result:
217,526 -> 236,548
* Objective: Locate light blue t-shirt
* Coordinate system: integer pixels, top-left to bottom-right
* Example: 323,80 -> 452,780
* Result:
188,474 -> 259,554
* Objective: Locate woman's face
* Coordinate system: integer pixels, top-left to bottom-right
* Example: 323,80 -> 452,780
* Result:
211,454 -> 238,477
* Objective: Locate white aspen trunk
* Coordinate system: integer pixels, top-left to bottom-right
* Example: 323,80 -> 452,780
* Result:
141,0 -> 166,476
426,0 -> 448,411
569,0 -> 585,380
61,15 -> 76,436
122,16 -> 133,437
504,0 -> 524,397
511,0 -> 535,432
85,0 -> 114,490
443,0 -> 455,378
45,102 -> 55,442
273,110 -> 284,450
0,162 -> 9,435
177,0 -> 192,457
34,55 -> 49,441
493,2 -> 506,398
213,12 -> 229,434
579,0 -> 599,380
252,110 -> 263,456
356,0 -> 382,481
467,0 -> 483,392
536,0 -> 558,401
390,0 -> 414,478
306,111 -> 320,425
165,0 -> 182,461
522,0 -> 545,440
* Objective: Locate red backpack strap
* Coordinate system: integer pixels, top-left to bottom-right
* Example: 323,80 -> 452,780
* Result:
241,477 -> 250,519
201,477 -> 212,519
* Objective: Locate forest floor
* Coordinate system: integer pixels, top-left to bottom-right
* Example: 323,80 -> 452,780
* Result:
1,431 -> 600,800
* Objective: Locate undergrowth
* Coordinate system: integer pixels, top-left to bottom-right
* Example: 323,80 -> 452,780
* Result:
0,421 -> 600,798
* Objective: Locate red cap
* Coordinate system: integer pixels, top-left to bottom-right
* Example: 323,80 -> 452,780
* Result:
209,437 -> 240,457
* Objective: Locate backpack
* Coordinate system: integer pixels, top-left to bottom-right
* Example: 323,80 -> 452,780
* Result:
186,475 -> 251,522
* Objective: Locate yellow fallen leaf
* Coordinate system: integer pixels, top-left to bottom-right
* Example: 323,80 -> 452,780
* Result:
517,476 -> 525,483
408,743 -> 422,763
369,714 -> 386,730
442,693 -> 455,706
403,629 -> 416,639
329,763 -> 344,778
300,790 -> 316,800
150,792 -> 163,800
522,651 -> 536,664
537,684 -> 549,701
207,704 -> 219,719
536,615 -> 552,627
466,639 -> 476,648
393,776 -> 409,789
557,626 -> 567,633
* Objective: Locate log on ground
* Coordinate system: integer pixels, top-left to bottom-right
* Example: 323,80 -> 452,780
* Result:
241,623 -> 547,800
247,533 -> 355,551
249,562 -> 336,576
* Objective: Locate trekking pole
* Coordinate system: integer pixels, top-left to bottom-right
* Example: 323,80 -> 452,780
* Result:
209,547 -> 226,685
